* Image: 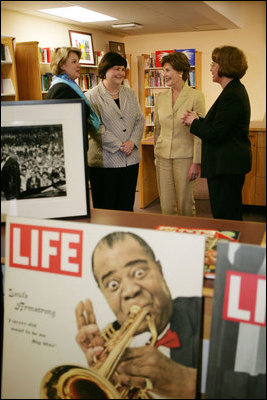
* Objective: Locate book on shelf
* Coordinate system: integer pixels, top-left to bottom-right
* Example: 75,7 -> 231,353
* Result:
155,50 -> 175,67
144,129 -> 154,138
175,49 -> 195,67
145,111 -> 154,126
145,93 -> 155,107
39,47 -> 51,63
41,73 -> 53,91
154,49 -> 195,68
156,226 -> 240,279
145,70 -> 167,88
144,52 -> 156,68
78,73 -> 99,90
188,70 -> 195,87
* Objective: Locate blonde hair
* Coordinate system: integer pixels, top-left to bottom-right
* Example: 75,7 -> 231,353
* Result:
50,47 -> 81,75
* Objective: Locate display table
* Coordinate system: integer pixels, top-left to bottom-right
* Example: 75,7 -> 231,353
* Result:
1,209 -> 265,343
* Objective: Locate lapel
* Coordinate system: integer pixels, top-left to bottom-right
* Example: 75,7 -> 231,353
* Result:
98,81 -> 124,117
204,79 -> 236,120
159,88 -> 172,113
172,82 -> 191,114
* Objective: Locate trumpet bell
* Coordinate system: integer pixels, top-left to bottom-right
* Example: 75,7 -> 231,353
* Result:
40,305 -> 157,399
41,364 -> 121,399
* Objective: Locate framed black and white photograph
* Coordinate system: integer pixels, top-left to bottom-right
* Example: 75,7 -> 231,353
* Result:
109,41 -> 126,58
1,99 -> 90,219
69,30 -> 95,65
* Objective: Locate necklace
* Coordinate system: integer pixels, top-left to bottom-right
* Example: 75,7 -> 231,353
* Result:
103,82 -> 119,96
108,89 -> 119,96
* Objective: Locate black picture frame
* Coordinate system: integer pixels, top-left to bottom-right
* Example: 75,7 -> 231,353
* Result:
1,99 -> 90,219
108,41 -> 126,58
69,30 -> 95,65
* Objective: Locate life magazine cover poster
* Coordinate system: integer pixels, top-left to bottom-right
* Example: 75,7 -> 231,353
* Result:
2,216 -> 205,399
206,241 -> 266,399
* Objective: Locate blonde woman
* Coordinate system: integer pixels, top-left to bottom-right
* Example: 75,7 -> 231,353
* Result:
47,47 -> 99,132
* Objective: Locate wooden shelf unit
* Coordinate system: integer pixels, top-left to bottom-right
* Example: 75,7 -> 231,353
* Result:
1,36 -> 19,101
15,41 -> 132,100
15,41 -> 43,100
242,121 -> 266,206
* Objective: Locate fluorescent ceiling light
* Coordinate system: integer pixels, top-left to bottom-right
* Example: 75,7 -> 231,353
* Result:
38,6 -> 117,23
112,23 -> 143,30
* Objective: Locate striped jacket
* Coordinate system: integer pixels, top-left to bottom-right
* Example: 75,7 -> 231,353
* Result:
86,81 -> 144,168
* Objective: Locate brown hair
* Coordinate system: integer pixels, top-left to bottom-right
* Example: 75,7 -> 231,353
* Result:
161,52 -> 190,81
212,46 -> 248,79
97,51 -> 127,79
50,47 -> 81,75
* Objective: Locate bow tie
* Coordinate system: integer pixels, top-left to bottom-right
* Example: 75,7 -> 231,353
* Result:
155,328 -> 180,349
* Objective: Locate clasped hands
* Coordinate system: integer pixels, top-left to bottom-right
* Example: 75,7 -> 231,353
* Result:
75,299 -> 196,399
181,110 -> 199,126
120,140 -> 134,156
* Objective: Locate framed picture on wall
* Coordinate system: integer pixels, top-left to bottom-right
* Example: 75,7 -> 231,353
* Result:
109,41 -> 126,58
69,30 -> 95,65
1,99 -> 90,220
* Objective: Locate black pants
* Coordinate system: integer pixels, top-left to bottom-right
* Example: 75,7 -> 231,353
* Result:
89,164 -> 139,211
207,174 -> 246,220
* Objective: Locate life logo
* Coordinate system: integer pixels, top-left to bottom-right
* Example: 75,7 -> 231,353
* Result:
223,270 -> 266,327
9,223 -> 83,277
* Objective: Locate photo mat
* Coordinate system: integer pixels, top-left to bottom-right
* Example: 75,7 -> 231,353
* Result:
1,100 -> 90,219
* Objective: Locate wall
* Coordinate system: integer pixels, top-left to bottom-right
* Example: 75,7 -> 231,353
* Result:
1,8 -> 124,56
125,1 -> 266,121
1,2 -> 266,121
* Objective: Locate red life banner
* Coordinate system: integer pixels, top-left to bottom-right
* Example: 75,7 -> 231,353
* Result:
223,270 -> 266,326
9,223 -> 83,277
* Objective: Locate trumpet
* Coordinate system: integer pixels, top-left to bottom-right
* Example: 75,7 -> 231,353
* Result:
40,305 -> 157,399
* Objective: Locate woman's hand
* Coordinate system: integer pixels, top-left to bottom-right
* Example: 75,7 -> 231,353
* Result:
181,110 -> 199,126
188,163 -> 200,181
120,140 -> 135,156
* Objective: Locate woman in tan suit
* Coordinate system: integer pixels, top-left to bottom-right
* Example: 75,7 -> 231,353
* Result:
154,52 -> 205,216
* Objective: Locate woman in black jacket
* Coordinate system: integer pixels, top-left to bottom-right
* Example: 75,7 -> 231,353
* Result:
181,46 -> 251,220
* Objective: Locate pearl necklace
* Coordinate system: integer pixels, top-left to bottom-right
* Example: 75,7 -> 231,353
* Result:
108,89 -> 119,96
103,82 -> 119,96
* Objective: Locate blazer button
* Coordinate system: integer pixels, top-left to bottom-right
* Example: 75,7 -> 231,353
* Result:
123,129 -> 126,132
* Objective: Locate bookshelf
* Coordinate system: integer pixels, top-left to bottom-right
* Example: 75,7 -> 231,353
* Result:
242,121 -> 266,206
138,50 -> 201,139
137,49 -> 202,208
1,36 -> 19,100
15,41 -> 132,99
